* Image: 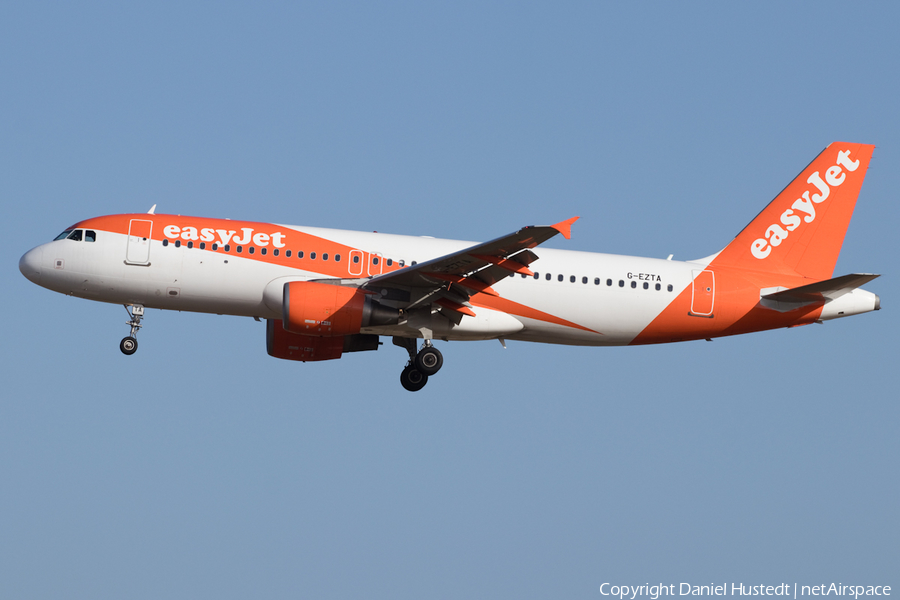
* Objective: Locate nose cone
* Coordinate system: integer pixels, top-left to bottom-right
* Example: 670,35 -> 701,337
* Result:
19,246 -> 43,284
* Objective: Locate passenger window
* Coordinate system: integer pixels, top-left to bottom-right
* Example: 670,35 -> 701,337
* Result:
249,247 -> 255,254
399,260 -> 405,267
655,283 -> 661,291
261,247 -> 267,255
85,230 -> 96,242
583,277 -> 588,284
54,230 -> 73,241
322,253 -> 328,260
643,282 -> 649,289
68,230 -> 83,241
212,243 -> 218,250
594,278 -> 600,285
175,240 -> 181,248
372,257 -> 379,265
631,281 -> 636,288
187,241 -> 193,249
619,280 -> 624,287
668,284 -> 674,292
224,244 -> 231,252
298,251 -> 304,258
335,254 -> 341,262
386,258 -> 391,266
163,239 -> 169,247
546,273 -> 551,280
558,274 -> 563,282
310,252 -> 316,259
285,250 -> 291,257
353,255 -> 360,264
411,261 -> 417,266
236,245 -> 242,253
521,273 -> 527,278
607,279 -> 612,286
200,242 -> 206,250
534,273 -> 540,279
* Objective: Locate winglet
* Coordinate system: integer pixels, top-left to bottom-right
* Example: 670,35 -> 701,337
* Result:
147,204 -> 157,215
551,216 -> 579,240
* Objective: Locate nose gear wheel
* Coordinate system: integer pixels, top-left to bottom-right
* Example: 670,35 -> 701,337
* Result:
120,336 -> 138,355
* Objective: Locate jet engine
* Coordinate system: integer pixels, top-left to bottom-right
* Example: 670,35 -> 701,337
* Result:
282,281 -> 399,336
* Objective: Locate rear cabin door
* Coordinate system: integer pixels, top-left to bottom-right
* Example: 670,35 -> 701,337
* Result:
126,219 -> 153,265
690,270 -> 715,317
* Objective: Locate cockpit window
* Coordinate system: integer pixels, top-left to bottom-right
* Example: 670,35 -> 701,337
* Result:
67,230 -> 83,241
54,230 -> 73,241
84,230 -> 96,242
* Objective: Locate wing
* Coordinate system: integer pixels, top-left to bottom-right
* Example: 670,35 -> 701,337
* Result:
359,216 -> 579,320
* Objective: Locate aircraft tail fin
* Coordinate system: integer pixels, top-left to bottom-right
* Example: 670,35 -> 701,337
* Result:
714,142 -> 875,280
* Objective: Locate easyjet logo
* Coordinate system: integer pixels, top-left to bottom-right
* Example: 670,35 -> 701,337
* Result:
163,225 -> 287,248
750,149 -> 860,260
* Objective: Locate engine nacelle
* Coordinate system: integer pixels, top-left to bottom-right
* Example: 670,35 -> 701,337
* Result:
266,319 -> 380,362
282,281 -> 399,336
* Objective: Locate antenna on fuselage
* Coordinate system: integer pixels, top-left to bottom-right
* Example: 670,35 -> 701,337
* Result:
147,204 -> 157,215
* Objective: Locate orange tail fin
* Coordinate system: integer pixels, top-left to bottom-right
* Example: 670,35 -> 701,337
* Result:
715,142 -> 874,280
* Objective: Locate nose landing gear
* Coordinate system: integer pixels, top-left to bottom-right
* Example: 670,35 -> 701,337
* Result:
120,304 -> 144,355
394,336 -> 444,392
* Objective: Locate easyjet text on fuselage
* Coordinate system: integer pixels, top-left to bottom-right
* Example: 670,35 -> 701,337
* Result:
163,224 -> 287,248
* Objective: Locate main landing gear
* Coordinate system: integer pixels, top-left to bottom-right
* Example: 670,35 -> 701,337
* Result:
120,304 -> 144,356
394,336 -> 443,392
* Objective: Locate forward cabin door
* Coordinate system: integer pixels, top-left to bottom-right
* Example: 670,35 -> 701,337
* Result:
126,219 -> 153,265
690,270 -> 715,317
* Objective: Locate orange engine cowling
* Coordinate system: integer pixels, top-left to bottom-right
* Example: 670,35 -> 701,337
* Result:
266,319 -> 380,362
282,281 -> 399,336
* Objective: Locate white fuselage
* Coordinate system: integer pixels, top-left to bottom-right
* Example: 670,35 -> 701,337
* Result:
22,224 -> 705,346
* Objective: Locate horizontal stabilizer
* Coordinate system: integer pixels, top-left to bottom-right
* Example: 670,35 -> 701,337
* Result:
760,273 -> 879,310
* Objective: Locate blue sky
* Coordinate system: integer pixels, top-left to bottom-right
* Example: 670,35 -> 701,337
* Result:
2,3 -> 898,598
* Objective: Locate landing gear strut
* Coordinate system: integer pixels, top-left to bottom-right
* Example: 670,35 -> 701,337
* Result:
393,336 -> 444,392
121,304 -> 144,356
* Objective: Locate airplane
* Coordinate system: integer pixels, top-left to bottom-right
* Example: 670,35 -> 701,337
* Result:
19,142 -> 881,391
